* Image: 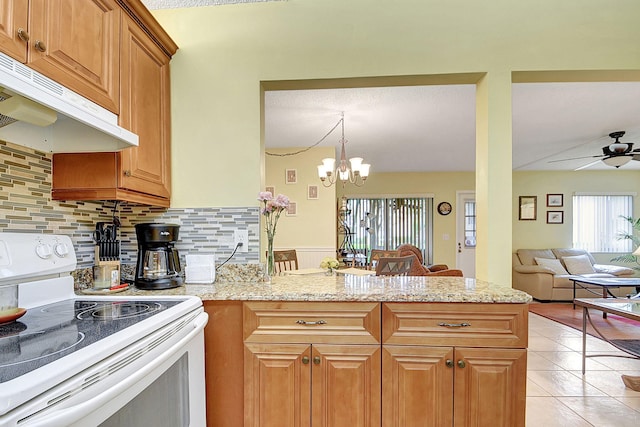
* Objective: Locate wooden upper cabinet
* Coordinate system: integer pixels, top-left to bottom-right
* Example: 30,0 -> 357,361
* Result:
0,0 -> 29,63
51,1 -> 176,206
26,0 -> 120,113
118,12 -> 171,199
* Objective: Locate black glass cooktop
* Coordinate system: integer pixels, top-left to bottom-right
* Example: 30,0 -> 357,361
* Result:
0,299 -> 182,383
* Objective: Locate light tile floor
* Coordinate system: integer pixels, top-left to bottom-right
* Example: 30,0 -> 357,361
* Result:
527,312 -> 640,426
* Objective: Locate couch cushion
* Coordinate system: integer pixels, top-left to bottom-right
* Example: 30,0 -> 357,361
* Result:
593,264 -> 635,276
552,248 -> 596,265
517,249 -> 556,266
535,257 -> 569,275
562,255 -> 596,275
553,273 -> 614,288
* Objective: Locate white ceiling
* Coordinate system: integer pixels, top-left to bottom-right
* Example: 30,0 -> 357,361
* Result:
265,82 -> 640,173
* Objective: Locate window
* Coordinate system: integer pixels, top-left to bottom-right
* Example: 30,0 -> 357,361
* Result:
573,194 -> 632,252
341,197 -> 433,264
464,201 -> 476,247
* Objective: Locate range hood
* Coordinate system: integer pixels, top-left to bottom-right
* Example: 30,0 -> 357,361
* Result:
0,52 -> 138,153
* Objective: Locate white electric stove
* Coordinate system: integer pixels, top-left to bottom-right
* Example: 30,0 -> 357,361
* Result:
0,232 -> 208,427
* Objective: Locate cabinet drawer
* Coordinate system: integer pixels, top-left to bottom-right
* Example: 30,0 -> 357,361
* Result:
243,301 -> 380,344
383,303 -> 528,348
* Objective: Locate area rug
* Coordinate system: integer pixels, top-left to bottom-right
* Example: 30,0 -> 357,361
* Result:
529,302 -> 640,340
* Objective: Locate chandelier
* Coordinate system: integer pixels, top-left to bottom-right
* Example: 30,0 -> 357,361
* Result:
317,114 -> 371,187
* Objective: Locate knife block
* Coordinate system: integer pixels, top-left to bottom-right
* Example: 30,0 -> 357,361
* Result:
94,246 -> 121,267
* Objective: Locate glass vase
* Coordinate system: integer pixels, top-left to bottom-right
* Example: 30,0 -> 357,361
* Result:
266,236 -> 275,277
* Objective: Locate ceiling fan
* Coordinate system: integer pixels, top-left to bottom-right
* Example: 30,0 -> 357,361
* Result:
549,131 -> 640,169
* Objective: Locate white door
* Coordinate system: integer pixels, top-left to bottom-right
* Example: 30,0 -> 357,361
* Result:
456,192 -> 476,277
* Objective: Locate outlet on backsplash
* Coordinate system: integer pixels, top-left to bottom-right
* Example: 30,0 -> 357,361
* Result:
234,230 -> 248,253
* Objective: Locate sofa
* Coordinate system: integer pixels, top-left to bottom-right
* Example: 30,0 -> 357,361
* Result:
512,248 -> 636,301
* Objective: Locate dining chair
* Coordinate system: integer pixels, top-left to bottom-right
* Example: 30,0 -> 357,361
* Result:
270,249 -> 299,273
369,249 -> 399,270
375,255 -> 414,276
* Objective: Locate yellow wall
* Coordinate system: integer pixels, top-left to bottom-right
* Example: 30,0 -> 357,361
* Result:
152,0 -> 640,284
512,170 -> 640,261
264,147 -> 336,251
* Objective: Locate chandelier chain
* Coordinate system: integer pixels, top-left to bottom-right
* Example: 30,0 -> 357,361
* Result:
265,118 -> 343,157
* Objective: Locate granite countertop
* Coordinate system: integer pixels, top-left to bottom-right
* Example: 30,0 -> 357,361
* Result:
78,274 -> 532,304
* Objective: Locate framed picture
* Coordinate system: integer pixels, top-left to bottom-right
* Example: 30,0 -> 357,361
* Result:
518,196 -> 537,221
285,169 -> 297,184
547,210 -> 564,224
286,201 -> 297,216
307,185 -> 318,200
265,185 -> 275,195
546,194 -> 563,207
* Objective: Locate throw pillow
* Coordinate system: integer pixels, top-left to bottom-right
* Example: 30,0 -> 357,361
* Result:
562,255 -> 596,275
534,257 -> 569,275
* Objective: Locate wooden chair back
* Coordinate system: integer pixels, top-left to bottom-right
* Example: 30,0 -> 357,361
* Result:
375,255 -> 414,276
369,249 -> 399,270
270,249 -> 299,273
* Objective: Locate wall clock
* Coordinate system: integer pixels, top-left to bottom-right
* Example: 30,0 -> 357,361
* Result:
437,202 -> 452,216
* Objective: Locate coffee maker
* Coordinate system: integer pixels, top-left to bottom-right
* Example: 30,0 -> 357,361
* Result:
134,223 -> 183,290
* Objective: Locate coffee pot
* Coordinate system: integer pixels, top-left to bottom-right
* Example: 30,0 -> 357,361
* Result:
134,223 -> 182,289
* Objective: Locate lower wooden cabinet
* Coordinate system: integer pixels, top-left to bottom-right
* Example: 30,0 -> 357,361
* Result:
205,301 -> 529,427
244,343 -> 381,427
382,345 -> 527,427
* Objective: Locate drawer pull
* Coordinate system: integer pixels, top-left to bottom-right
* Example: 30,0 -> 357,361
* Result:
296,319 -> 327,326
438,322 -> 471,328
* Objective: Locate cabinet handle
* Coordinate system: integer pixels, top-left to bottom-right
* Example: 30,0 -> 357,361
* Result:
313,356 -> 321,365
34,40 -> 46,53
123,170 -> 132,177
17,28 -> 29,42
446,359 -> 454,368
438,322 -> 471,328
457,360 -> 466,368
295,319 -> 327,326
302,356 -> 310,364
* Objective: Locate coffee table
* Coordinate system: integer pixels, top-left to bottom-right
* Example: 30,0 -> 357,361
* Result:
568,276 -> 640,318
573,298 -> 640,375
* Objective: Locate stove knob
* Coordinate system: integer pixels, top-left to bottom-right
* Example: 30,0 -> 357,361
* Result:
54,242 -> 69,257
36,243 -> 53,259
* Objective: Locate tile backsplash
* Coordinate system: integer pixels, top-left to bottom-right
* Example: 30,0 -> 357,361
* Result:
0,140 -> 259,269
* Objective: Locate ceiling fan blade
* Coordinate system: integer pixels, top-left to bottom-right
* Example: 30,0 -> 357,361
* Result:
633,154 -> 640,161
548,155 -> 604,163
574,159 -> 602,171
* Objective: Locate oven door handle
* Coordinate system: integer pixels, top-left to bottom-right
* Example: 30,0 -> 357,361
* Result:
21,313 -> 208,427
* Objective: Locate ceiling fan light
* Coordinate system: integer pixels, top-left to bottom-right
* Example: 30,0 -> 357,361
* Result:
602,156 -> 632,168
609,143 -> 629,154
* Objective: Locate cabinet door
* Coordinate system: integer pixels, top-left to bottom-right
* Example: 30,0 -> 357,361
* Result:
312,344 -> 381,427
244,343 -> 312,427
382,345 -> 454,427
28,0 -> 120,112
453,347 -> 527,427
0,0 -> 28,62
119,13 -> 171,199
